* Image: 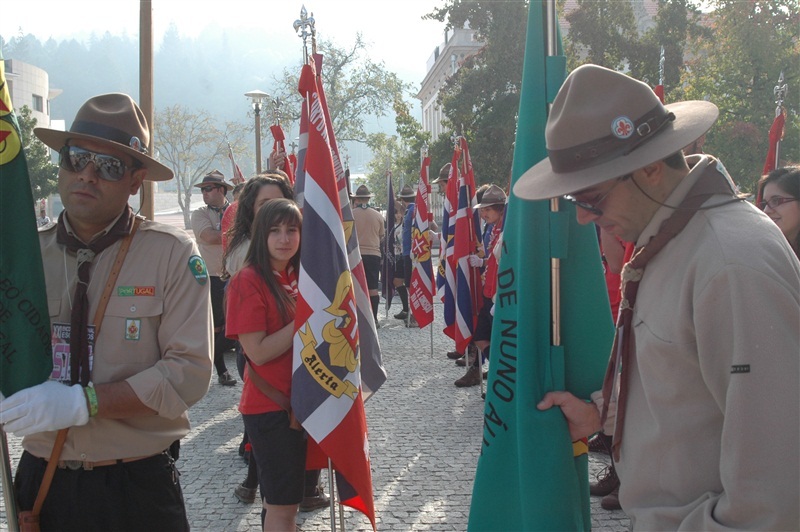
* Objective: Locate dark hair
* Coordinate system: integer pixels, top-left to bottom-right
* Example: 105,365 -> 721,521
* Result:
222,174 -> 294,278
757,166 -> 800,253
245,198 -> 303,322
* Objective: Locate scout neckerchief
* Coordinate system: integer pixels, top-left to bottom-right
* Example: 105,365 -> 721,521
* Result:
273,265 -> 298,300
601,157 -> 741,461
56,206 -> 136,386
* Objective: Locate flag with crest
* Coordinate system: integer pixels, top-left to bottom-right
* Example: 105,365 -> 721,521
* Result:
409,156 -> 434,328
383,174 -> 396,311
440,148 -> 460,343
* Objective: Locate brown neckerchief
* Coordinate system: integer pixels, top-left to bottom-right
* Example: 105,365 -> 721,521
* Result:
600,158 -> 741,461
56,206 -> 136,386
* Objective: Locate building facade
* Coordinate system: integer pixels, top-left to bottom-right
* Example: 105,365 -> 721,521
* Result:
4,59 -> 61,128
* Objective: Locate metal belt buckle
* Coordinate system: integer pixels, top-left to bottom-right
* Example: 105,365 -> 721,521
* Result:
62,460 -> 84,470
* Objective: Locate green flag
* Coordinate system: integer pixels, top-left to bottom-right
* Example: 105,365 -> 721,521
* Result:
468,2 -> 614,530
0,54 -> 53,397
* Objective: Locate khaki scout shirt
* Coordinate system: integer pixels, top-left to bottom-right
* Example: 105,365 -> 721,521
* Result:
191,205 -> 225,277
23,214 -> 213,462
352,205 -> 385,257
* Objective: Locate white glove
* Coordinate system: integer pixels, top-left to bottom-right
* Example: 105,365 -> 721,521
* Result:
0,381 -> 89,437
468,254 -> 484,268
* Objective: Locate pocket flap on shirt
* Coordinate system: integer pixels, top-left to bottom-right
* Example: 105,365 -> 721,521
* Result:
48,298 -> 61,317
105,296 -> 164,318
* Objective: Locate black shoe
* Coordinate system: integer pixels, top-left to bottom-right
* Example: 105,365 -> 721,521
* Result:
446,351 -> 462,360
590,465 -> 620,497
393,310 -> 408,320
234,483 -> 257,504
455,367 -> 481,387
601,486 -> 621,510
218,371 -> 237,386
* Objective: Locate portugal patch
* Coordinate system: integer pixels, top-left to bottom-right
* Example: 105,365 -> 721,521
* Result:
188,255 -> 208,285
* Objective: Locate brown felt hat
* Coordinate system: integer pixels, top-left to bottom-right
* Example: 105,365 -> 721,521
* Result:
431,163 -> 452,185
474,184 -> 507,209
513,64 -> 718,200
350,184 -> 373,198
398,185 -> 416,200
195,170 -> 233,191
35,93 -> 174,181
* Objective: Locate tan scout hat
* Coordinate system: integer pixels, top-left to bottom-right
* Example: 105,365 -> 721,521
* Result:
474,184 -> 508,209
350,184 -> 373,198
513,64 -> 719,200
35,93 -> 174,181
195,170 -> 234,191
398,185 -> 416,200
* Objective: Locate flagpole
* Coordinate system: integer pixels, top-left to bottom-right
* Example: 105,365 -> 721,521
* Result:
546,0 -> 561,348
1,430 -> 19,532
773,71 -> 787,168
327,458 -> 337,532
385,166 -> 391,322
422,144 -> 434,358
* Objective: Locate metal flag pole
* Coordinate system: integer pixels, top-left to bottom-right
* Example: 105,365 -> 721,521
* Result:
385,165 -> 392,322
422,143 -> 434,358
293,6 -> 316,65
326,458 -> 337,532
659,45 -> 665,88
545,0 -> 561,349
1,429 -> 19,532
773,71 -> 787,168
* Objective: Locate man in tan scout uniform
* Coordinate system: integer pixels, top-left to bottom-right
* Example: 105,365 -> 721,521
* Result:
350,184 -> 385,321
0,93 -> 213,530
528,65 -> 799,530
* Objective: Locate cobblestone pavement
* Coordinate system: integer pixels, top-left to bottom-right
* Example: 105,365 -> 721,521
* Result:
1,301 -> 630,531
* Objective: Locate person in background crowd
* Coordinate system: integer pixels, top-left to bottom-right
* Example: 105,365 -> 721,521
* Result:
192,170 -> 237,386
397,184 -> 416,325
1,92 -> 212,530
757,166 -> 800,258
36,208 -> 51,227
350,184 -> 385,321
523,64 -> 799,530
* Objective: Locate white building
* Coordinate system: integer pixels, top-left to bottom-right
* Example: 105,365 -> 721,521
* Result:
4,59 -> 61,128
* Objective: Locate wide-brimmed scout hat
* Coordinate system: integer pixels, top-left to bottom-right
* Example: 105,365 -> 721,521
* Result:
474,184 -> 507,209
35,93 -> 174,181
350,184 -> 373,198
513,64 -> 719,201
431,163 -> 452,185
398,185 -> 416,200
195,170 -> 233,191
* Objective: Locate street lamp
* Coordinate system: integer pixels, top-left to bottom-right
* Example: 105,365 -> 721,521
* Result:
245,90 -> 269,173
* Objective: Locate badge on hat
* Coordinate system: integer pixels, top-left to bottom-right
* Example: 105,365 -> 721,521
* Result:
612,116 -> 635,139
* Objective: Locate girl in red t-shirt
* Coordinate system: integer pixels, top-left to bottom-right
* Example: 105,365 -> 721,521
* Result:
226,198 -> 304,531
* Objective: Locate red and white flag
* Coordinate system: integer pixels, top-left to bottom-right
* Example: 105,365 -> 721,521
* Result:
292,57 -> 378,530
762,110 -> 786,176
227,143 -> 245,184
270,123 -> 296,184
409,156 -> 434,328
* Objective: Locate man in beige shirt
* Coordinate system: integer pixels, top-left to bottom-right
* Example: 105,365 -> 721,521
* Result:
0,93 -> 213,530
192,171 -> 236,385
351,184 -> 386,321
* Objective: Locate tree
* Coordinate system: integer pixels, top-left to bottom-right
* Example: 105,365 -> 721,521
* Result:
424,0 -> 528,184
682,0 -> 799,192
155,105 -> 248,228
16,105 -> 58,202
272,34 -> 407,144
564,0 -> 637,71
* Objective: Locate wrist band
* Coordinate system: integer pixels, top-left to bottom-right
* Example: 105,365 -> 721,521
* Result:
84,385 -> 99,417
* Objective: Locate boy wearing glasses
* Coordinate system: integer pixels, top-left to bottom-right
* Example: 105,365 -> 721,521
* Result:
192,171 -> 237,386
1,93 -> 213,530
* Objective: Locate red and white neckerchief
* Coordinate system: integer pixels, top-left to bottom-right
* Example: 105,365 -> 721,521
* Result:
273,264 -> 298,300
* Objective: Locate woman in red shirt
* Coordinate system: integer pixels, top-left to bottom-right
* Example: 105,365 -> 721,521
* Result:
226,198 -> 304,531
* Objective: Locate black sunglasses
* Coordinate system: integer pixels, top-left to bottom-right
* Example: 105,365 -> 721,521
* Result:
200,186 -> 220,193
563,174 -> 631,217
59,146 -> 135,182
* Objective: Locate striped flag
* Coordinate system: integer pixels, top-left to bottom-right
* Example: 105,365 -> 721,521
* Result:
292,58 -> 377,529
383,174 -> 396,311
440,148 -> 460,342
453,138 -> 482,354
227,143 -> 245,184
0,53 -> 53,397
270,123 -> 295,184
409,157 -> 434,328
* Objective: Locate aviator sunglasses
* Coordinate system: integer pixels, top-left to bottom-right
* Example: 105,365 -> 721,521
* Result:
59,145 -> 138,182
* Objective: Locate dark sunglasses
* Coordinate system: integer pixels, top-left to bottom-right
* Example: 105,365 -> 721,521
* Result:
757,196 -> 797,210
563,174 -> 630,217
200,186 -> 220,193
59,145 -> 136,182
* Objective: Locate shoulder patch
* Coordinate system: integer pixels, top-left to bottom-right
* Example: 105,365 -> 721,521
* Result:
188,255 -> 208,285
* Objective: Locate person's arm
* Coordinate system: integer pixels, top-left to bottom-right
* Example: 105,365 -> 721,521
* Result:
197,227 -> 221,245
537,391 -> 602,441
237,322 -> 294,366
93,381 -> 156,418
191,209 -> 221,245
678,263 -> 800,530
268,148 -> 286,171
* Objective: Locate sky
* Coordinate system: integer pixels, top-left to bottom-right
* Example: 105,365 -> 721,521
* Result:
0,0 -> 449,88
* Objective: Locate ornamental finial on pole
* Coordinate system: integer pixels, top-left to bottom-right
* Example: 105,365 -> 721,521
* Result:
294,6 -> 316,64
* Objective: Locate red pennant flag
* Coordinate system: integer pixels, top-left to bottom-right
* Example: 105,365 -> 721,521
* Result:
270,123 -> 295,184
762,111 -> 786,176
409,157 -> 434,328
227,144 -> 245,184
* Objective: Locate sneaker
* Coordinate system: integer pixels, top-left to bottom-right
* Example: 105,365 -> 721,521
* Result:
299,492 -> 330,512
590,465 -> 619,497
393,310 -> 408,320
446,351 -> 462,360
234,483 -> 257,504
601,486 -> 621,510
218,371 -> 237,386
454,367 -> 481,387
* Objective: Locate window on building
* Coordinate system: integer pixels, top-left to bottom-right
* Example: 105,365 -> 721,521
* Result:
32,94 -> 44,112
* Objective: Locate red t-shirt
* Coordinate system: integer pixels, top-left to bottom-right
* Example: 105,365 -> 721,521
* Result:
226,265 -> 294,414
221,201 -> 239,252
